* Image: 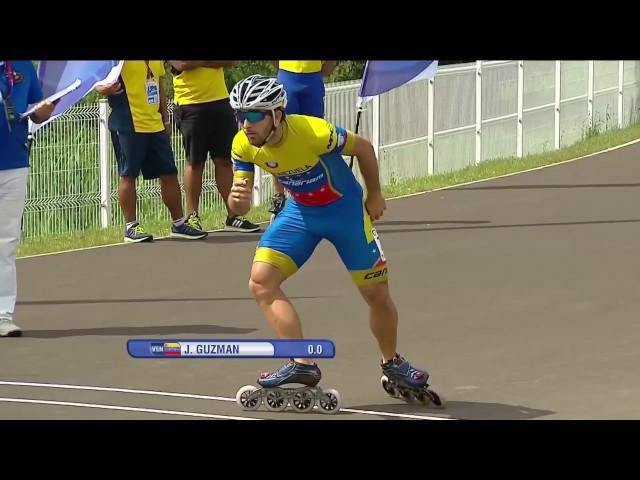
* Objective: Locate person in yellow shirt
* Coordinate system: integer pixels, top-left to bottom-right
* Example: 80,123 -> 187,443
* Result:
169,60 -> 259,233
95,60 -> 207,243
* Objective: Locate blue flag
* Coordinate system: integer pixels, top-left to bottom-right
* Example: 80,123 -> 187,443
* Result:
30,60 -> 123,133
357,60 -> 438,107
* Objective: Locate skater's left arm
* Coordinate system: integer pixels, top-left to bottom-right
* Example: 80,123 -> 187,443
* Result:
308,120 -> 386,220
347,135 -> 386,221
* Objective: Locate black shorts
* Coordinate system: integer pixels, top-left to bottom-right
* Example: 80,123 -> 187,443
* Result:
110,130 -> 178,180
174,99 -> 238,164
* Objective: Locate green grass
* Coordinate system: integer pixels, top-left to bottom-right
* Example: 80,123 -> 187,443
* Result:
17,121 -> 640,258
18,205 -> 270,258
382,122 -> 640,198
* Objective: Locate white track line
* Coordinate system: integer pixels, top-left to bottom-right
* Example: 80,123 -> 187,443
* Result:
341,407 -> 450,420
0,380 -> 452,420
0,397 -> 260,420
0,380 -> 234,402
19,137 -> 640,260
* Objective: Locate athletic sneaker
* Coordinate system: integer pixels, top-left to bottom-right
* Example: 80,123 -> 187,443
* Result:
124,223 -> 153,243
170,221 -> 208,240
185,212 -> 203,231
0,316 -> 22,337
225,215 -> 260,233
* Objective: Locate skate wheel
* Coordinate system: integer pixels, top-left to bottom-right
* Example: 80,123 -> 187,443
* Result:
264,389 -> 288,412
317,388 -> 341,415
236,385 -> 261,411
412,391 -> 426,403
291,390 -> 315,413
424,387 -> 446,409
380,375 -> 399,397
399,388 -> 414,402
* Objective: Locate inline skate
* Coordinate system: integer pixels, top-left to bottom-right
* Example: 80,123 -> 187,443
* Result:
236,360 -> 341,414
380,354 -> 445,408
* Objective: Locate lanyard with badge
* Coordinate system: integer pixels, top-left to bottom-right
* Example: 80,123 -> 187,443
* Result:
144,60 -> 159,105
1,61 -> 17,132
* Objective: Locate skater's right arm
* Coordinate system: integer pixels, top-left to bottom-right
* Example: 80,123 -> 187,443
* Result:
229,177 -> 253,216
229,135 -> 255,216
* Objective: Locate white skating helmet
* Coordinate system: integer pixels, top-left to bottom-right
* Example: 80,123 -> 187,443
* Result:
229,75 -> 287,111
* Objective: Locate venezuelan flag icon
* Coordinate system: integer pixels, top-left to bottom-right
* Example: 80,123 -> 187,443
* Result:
163,342 -> 182,356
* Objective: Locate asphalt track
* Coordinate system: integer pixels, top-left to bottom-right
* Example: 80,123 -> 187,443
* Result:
2,141 -> 640,420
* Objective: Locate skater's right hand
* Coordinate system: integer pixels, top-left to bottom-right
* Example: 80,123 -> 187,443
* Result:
228,176 -> 253,217
230,178 -> 252,202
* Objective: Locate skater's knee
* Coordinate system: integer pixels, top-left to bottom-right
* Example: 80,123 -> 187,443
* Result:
248,277 -> 273,301
249,262 -> 284,302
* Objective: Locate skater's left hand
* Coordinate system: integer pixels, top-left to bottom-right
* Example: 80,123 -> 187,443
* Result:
365,191 -> 386,221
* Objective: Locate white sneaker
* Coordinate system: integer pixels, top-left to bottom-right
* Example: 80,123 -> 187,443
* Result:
0,317 -> 22,337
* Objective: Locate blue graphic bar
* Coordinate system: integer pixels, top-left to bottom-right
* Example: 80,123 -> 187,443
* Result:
127,339 -> 335,359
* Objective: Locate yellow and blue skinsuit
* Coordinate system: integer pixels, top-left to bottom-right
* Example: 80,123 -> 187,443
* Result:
231,115 -> 388,285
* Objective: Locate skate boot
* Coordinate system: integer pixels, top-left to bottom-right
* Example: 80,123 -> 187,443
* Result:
235,360 -> 341,414
380,353 -> 445,408
257,359 -> 322,388
269,193 -> 286,224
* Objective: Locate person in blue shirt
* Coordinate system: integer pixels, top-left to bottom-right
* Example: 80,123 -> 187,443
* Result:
0,60 -> 54,337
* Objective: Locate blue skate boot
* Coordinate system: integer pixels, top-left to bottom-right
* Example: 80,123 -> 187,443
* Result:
235,360 -> 341,414
380,354 -> 445,408
257,360 -> 322,388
